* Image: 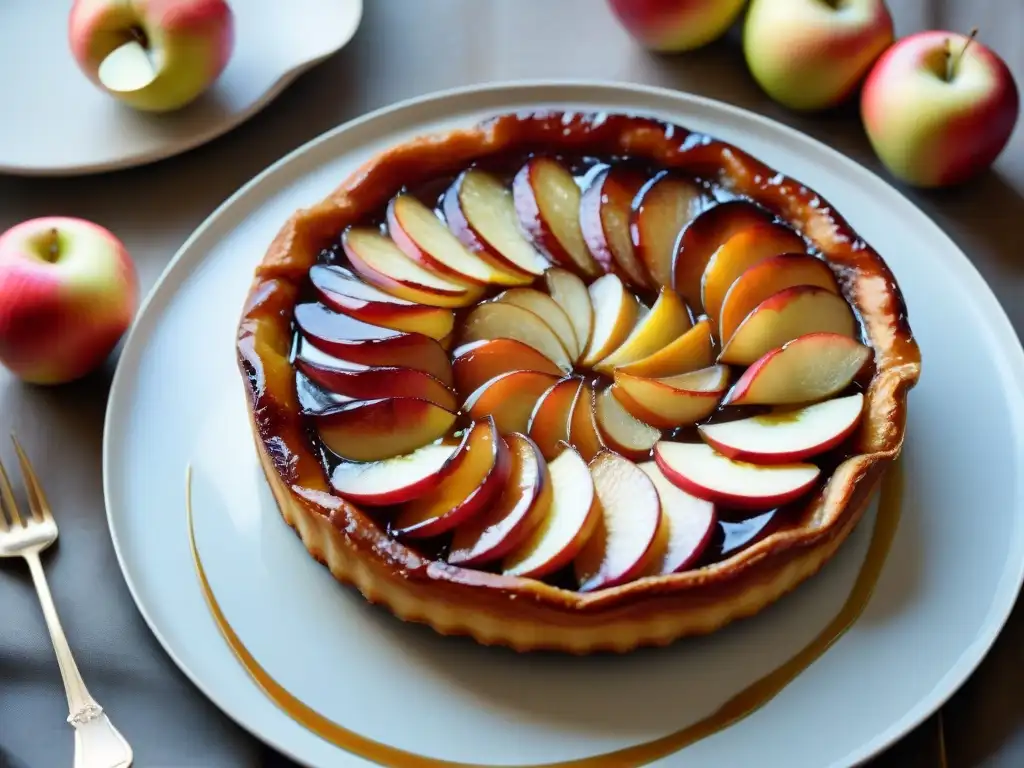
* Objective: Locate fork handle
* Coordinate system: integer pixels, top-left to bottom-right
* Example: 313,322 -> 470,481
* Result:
25,553 -> 133,768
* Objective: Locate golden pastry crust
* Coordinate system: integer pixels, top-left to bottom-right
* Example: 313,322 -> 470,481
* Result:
236,111 -> 921,653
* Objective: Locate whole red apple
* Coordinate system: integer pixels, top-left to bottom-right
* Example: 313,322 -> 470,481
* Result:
0,218 -> 139,385
862,31 -> 1020,187
606,0 -> 747,52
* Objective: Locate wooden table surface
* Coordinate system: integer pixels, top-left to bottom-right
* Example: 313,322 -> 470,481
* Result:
1,1 -> 1021,766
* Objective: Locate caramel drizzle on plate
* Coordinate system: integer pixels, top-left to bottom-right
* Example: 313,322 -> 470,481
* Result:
186,462 -> 903,767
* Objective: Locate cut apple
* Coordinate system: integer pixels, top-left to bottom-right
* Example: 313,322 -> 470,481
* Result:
654,441 -> 820,510
463,370 -> 561,434
592,288 -> 692,374
632,171 -> 706,288
295,357 -> 458,412
700,223 -> 807,334
513,157 -> 602,278
718,253 -> 840,344
329,443 -> 458,506
451,338 -> 564,395
460,301 -> 573,373
97,41 -> 158,93
637,462 -> 716,575
724,333 -> 873,406
594,386 -> 661,460
543,267 -> 594,354
579,273 -> 639,367
294,302 -> 453,385
503,446 -> 600,579
717,285 -> 857,366
612,365 -> 729,429
574,451 -> 663,591
579,165 -> 652,287
309,397 -> 456,463
393,417 -> 511,539
342,227 -> 482,308
569,382 -> 606,462
700,392 -> 865,463
448,433 -> 552,566
495,288 -> 580,360
528,377 -> 583,460
615,318 -> 714,379
443,169 -> 548,277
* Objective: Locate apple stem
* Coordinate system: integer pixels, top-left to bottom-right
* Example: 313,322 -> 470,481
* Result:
946,28 -> 979,81
45,228 -> 61,263
129,26 -> 149,50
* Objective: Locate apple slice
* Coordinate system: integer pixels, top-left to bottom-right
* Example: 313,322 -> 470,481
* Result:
574,451 -> 663,591
463,370 -> 561,433
580,165 -> 652,287
569,381 -> 606,462
342,227 -> 482,308
308,265 -> 455,341
592,288 -> 692,374
294,302 -> 453,385
513,157 -> 602,278
612,365 -> 729,429
387,193 -> 529,287
443,169 -> 548,277
495,288 -> 581,360
700,223 -> 807,335
718,253 -> 840,344
451,338 -> 563,396
528,377 -> 583,460
654,441 -> 820,510
672,200 -> 777,311
329,443 -> 458,506
309,397 -> 456,463
448,434 -> 553,566
615,318 -> 714,378
544,267 -> 594,354
393,417 -> 511,539
724,333 -> 873,406
718,285 -> 857,366
700,393 -> 865,464
295,357 -> 458,412
594,386 -> 661,460
579,273 -> 639,367
461,301 -> 573,373
503,446 -> 600,579
632,171 -> 706,288
637,462 -> 717,575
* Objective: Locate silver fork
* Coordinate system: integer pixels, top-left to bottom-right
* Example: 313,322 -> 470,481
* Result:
0,435 -> 133,768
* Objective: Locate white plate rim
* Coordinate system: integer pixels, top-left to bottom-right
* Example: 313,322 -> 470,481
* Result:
101,78 -> 1024,768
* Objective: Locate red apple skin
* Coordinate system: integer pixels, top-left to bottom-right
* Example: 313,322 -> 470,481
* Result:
700,419 -> 860,465
607,0 -> 747,53
862,31 -> 1020,187
0,217 -> 138,385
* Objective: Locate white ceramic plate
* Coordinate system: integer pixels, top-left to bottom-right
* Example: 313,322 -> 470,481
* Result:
0,0 -> 362,176
103,82 -> 1024,768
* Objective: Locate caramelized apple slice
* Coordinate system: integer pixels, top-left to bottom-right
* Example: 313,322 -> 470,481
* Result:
310,397 -> 456,463
503,446 -> 600,579
638,462 -> 717,575
574,451 -> 663,591
513,157 -> 602,278
718,253 -> 840,343
717,285 -> 856,366
594,386 -> 661,460
495,288 -> 581,360
294,303 -> 453,385
544,267 -> 593,354
672,200 -> 776,310
568,381 -> 605,462
528,377 -> 583,460
309,265 -> 455,341
443,169 -> 548,277
724,333 -> 872,406
451,338 -> 564,396
463,370 -> 561,433
579,165 -> 652,287
593,288 -> 692,374
616,318 -> 714,378
612,365 -> 729,429
632,171 -> 706,288
461,301 -> 573,373
393,417 -> 511,539
330,443 -> 458,506
448,434 -> 552,566
579,273 -> 639,367
295,357 -> 458,412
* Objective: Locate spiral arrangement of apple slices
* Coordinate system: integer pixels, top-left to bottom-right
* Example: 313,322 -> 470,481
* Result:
294,156 -> 874,592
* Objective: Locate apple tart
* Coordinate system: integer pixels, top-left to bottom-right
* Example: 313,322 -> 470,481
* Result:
237,110 -> 921,653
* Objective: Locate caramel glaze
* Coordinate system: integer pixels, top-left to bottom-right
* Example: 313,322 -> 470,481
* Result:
188,460 -> 903,765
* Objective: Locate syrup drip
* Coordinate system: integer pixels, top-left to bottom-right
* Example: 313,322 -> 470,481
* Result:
186,460 -> 903,767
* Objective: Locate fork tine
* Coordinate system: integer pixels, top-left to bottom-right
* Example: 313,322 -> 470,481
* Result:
11,435 -> 50,523
0,455 -> 21,528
